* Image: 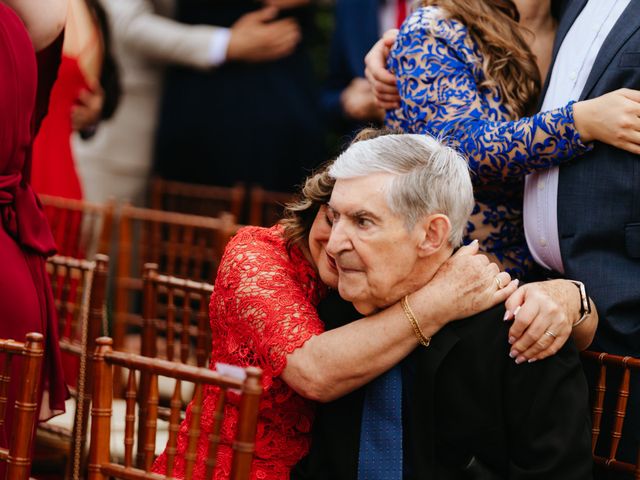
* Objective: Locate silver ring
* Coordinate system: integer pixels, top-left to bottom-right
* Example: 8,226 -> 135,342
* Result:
494,276 -> 504,289
544,330 -> 557,339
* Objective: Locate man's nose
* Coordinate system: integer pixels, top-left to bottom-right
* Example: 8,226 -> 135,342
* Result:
327,218 -> 351,257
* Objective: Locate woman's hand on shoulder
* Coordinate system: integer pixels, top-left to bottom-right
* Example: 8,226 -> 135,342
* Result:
411,241 -> 518,328
573,88 -> 640,155
504,279 -> 598,363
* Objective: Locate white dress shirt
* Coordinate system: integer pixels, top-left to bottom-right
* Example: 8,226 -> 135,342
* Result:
523,0 -> 630,273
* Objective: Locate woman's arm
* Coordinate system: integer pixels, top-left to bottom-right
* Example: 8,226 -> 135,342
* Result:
282,242 -> 517,402
386,11 -> 590,184
4,0 -> 67,51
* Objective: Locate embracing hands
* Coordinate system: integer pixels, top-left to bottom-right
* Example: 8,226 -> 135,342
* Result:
504,279 -> 597,364
227,7 -> 301,63
411,241 -> 518,328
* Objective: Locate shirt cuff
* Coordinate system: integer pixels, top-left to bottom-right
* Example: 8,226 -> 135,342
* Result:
208,28 -> 231,67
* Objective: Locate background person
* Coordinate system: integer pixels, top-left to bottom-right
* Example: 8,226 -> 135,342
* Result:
0,1 -> 69,476
74,0 -> 302,205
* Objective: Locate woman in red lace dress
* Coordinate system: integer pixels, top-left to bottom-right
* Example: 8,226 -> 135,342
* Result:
0,0 -> 68,475
151,160 -> 515,479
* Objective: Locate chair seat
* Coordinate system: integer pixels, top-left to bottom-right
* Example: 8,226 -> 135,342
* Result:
45,398 -> 170,460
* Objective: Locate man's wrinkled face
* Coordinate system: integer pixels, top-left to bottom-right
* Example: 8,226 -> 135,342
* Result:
326,174 -> 424,315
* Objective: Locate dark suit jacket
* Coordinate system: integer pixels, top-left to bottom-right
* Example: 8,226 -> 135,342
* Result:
154,0 -> 325,191
293,296 -> 592,480
321,0 -> 380,124
548,0 -> 640,357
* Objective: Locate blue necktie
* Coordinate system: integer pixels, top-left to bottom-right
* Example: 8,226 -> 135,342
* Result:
358,364 -> 403,480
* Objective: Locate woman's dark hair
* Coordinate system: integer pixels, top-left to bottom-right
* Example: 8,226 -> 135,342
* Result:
419,0 -> 541,117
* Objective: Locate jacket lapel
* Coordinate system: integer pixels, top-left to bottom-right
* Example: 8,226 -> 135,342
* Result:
580,1 -> 640,100
411,327 -> 460,477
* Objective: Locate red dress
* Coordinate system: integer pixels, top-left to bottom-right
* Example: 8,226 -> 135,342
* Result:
0,3 -> 68,471
31,54 -> 87,200
152,225 -> 327,479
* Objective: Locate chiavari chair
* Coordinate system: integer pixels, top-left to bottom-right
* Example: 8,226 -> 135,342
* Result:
39,254 -> 109,479
0,332 -> 44,480
149,177 -> 245,221
88,337 -> 262,480
39,194 -> 114,259
581,350 -> 640,478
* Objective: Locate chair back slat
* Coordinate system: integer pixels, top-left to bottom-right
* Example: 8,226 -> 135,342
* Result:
184,384 -> 203,479
124,369 -> 137,468
581,350 -> 640,477
142,374 -> 159,471
164,381 -> 183,477
39,195 -> 114,258
0,350 -> 12,431
248,186 -> 294,227
204,390 -> 227,480
88,338 -> 262,480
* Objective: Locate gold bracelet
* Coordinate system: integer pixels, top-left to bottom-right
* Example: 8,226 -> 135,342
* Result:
401,295 -> 431,347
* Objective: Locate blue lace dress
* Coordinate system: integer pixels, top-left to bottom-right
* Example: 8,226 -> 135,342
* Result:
387,6 -> 591,278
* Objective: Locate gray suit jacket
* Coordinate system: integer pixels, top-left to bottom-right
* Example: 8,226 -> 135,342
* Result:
551,0 -> 640,356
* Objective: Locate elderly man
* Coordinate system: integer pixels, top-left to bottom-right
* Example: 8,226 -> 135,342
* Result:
293,132 -> 592,479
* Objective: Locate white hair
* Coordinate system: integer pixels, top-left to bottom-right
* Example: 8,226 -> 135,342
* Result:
328,133 -> 473,246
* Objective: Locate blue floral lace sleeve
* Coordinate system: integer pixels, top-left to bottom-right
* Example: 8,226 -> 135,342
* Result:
386,7 -> 592,185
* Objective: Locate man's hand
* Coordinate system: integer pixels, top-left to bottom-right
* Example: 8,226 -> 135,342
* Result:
71,87 -> 104,132
505,279 -> 597,363
227,7 -> 301,63
364,29 -> 400,110
262,0 -> 310,8
340,77 -> 385,122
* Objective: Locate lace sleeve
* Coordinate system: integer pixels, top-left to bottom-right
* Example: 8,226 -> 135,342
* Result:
212,228 -> 325,385
386,9 -> 592,184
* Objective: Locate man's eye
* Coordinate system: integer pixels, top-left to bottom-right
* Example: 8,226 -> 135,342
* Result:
356,217 -> 372,228
324,211 -> 334,226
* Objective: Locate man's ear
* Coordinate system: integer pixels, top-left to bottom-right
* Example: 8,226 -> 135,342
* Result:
416,214 -> 451,257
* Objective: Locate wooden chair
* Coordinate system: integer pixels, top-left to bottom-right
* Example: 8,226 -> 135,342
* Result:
140,262 -> 214,368
39,194 -> 114,258
248,186 -> 294,226
39,254 -> 109,479
88,337 -> 262,480
149,177 -> 245,221
0,332 -> 45,480
581,350 -> 640,478
113,205 -> 238,391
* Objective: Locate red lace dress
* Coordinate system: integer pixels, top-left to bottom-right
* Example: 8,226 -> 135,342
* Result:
152,225 -> 327,479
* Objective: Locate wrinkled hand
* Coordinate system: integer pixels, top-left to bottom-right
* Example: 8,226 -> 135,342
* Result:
412,241 -> 518,328
71,87 -> 104,132
227,7 -> 301,63
262,0 -> 310,8
364,29 -> 400,110
504,279 -> 582,363
340,77 -> 385,122
573,88 -> 640,155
